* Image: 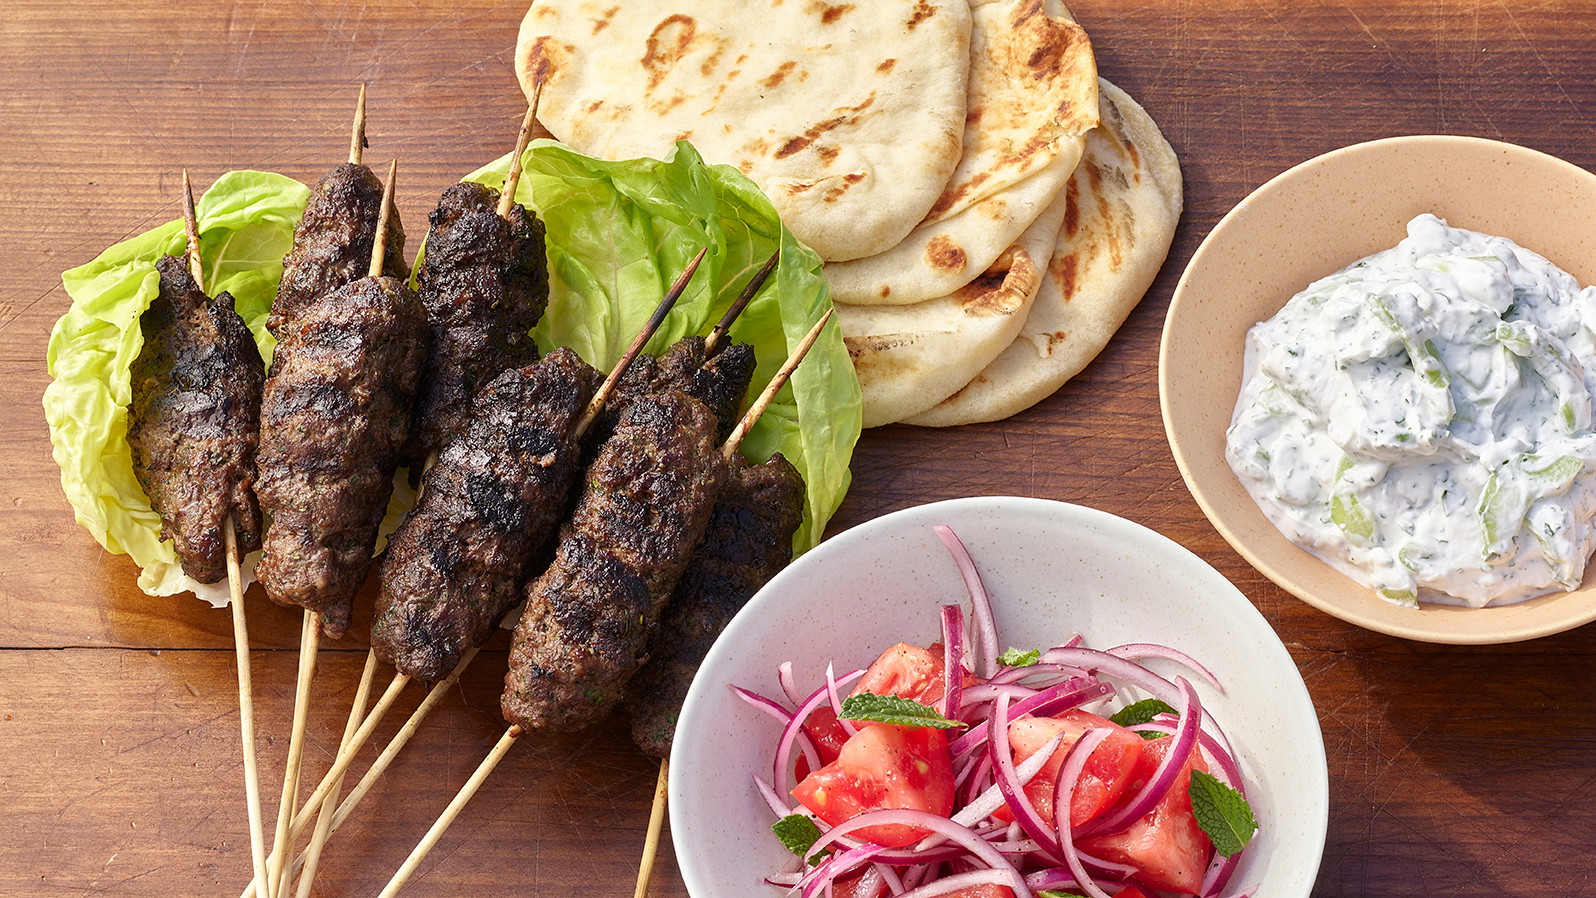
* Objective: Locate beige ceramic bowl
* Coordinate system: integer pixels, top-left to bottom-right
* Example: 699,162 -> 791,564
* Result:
1161,135 -> 1596,644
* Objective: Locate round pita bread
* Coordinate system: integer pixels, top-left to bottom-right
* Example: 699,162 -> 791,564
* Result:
515,0 -> 971,263
825,0 -> 1098,307
903,78 -> 1182,427
839,182 -> 1073,428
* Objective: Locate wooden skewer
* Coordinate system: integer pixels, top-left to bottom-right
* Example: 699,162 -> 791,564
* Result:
350,83 -> 368,167
575,246 -> 708,435
183,170 -> 270,898
703,250 -> 779,358
496,81 -> 543,220
722,309 -> 832,458
631,757 -> 671,898
633,308 -> 832,897
236,648 -> 479,898
266,608 -> 320,898
235,663 -> 416,898
292,650 -> 377,898
375,726 -> 524,898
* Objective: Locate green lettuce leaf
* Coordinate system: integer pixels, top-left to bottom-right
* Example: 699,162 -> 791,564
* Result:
43,171 -> 308,604
466,140 -> 860,552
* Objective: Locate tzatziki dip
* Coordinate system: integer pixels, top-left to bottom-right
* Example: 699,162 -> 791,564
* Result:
1226,214 -> 1596,608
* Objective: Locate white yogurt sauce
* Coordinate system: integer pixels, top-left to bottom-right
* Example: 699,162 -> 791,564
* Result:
1226,214 -> 1596,608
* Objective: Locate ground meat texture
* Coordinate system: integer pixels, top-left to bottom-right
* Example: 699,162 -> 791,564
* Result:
588,336 -> 757,453
256,276 -> 428,639
127,255 -> 266,583
408,181 -> 550,459
502,390 -> 726,732
372,348 -> 600,681
270,162 -> 408,337
626,452 -> 804,758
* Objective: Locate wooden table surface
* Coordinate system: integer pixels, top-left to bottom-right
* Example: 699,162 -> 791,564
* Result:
6,1 -> 1596,895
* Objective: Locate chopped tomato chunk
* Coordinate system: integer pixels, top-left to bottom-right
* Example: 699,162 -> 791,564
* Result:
852,642 -> 948,705
791,723 -> 955,848
1078,734 -> 1213,895
992,710 -> 1143,829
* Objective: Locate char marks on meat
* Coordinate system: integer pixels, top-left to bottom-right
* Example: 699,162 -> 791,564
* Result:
270,163 -> 408,337
373,348 -> 601,681
256,276 -> 428,638
592,336 -> 757,452
127,255 -> 266,583
409,182 -> 550,459
503,390 -> 726,732
626,452 -> 804,758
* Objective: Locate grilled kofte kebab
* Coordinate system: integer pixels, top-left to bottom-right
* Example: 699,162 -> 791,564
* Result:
256,157 -> 427,898
625,399 -> 806,898
127,172 -> 270,895
376,310 -> 834,898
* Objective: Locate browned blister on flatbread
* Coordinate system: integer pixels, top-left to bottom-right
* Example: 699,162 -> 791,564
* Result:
825,0 -> 1098,307
838,196 -> 1071,427
516,0 -> 972,262
904,78 -> 1183,427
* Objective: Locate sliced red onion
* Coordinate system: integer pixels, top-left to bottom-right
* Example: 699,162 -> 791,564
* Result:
914,729 -> 1064,853
934,525 -> 999,678
987,692 -> 1061,856
1083,677 -> 1202,837
810,808 -> 1017,874
772,670 -> 865,792
799,842 -> 888,898
1024,866 -> 1083,891
1055,727 -> 1118,898
989,661 -> 1093,686
1200,846 -> 1244,898
1041,646 -> 1235,752
896,868 -> 1027,898
949,678 -> 1114,756
1136,719 -> 1246,796
956,682 -> 1048,706
940,604 -> 966,718
753,774 -> 793,819
827,663 -> 860,738
735,685 -> 823,789
779,661 -> 804,705
1107,642 -> 1223,690
956,753 -> 992,804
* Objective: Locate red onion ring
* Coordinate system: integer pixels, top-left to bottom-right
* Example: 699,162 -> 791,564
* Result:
934,525 -> 999,677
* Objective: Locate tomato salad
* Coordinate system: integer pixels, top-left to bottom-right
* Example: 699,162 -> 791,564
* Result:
735,526 -> 1258,898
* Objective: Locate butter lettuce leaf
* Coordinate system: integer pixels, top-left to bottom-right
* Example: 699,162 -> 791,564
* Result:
44,171 -> 309,604
466,140 -> 860,552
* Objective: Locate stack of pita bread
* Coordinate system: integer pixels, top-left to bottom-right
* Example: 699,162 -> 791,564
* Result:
516,0 -> 1181,427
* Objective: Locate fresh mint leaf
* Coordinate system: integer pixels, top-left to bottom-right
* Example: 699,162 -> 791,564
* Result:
1110,698 -> 1177,727
839,693 -> 965,728
1189,769 -> 1258,856
1134,730 -> 1170,740
999,646 -> 1041,667
771,814 -> 830,865
1036,891 -> 1089,898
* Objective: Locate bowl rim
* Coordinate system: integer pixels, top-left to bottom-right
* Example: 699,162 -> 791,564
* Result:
1160,133 -> 1596,644
669,495 -> 1329,898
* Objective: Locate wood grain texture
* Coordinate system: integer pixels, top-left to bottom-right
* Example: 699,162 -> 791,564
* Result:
7,0 -> 1596,895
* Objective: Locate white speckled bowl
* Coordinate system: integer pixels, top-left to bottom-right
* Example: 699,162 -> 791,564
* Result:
1162,135 -> 1596,644
670,497 -> 1327,897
